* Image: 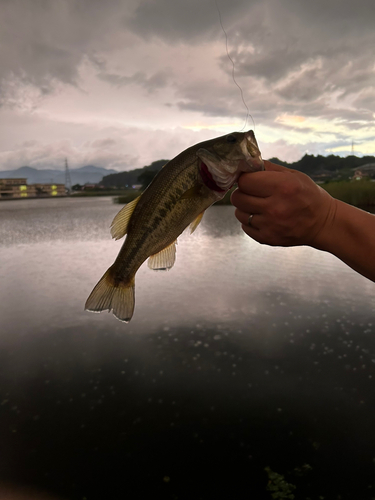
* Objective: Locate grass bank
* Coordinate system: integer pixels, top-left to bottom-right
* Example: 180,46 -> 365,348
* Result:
321,179 -> 375,207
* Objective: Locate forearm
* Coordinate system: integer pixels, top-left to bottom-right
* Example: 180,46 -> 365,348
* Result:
233,164 -> 375,283
313,199 -> 375,282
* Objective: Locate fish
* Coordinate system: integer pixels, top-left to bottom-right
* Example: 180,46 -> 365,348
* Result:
85,129 -> 264,322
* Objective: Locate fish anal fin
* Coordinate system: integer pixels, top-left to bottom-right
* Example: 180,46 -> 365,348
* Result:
190,211 -> 205,234
148,240 -> 177,270
85,269 -> 135,323
110,195 -> 141,240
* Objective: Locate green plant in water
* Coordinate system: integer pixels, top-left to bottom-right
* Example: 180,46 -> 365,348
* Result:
292,463 -> 313,477
265,466 -> 296,499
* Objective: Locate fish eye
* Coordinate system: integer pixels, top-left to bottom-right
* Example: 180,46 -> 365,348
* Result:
226,134 -> 237,143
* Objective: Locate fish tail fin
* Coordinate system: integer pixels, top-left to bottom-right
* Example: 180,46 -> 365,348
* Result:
85,269 -> 135,323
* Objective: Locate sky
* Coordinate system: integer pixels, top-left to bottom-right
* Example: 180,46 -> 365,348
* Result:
0,0 -> 374,172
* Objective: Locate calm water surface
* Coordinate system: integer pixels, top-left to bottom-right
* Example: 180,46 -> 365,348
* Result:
0,197 -> 375,499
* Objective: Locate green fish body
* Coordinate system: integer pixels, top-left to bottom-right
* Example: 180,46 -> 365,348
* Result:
85,130 -> 263,322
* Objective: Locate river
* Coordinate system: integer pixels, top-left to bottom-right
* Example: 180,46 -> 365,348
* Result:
0,196 -> 374,499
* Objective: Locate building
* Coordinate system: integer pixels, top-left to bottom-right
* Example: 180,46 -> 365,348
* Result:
0,178 -> 66,199
33,183 -> 66,197
353,164 -> 375,180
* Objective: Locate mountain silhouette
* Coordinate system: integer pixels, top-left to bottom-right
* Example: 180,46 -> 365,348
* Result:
0,165 -> 117,185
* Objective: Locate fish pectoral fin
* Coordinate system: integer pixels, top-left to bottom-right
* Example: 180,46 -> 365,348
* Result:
148,240 -> 177,270
85,269 -> 135,323
110,195 -> 141,240
190,211 -> 205,234
180,185 -> 201,200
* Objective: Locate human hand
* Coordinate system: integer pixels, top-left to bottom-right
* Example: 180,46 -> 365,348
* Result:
230,160 -> 337,248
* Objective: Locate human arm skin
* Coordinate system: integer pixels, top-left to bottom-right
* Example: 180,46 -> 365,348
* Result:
231,160 -> 375,283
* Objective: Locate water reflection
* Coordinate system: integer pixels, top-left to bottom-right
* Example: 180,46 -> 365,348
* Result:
0,197 -> 115,245
0,197 -> 375,499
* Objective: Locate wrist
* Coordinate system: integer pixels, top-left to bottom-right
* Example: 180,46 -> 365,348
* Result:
311,198 -> 375,282
310,194 -> 339,252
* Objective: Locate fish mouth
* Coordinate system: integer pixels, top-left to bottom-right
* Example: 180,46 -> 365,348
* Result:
241,130 -> 264,170
197,130 -> 264,192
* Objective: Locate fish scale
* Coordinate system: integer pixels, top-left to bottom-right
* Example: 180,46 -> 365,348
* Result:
85,130 -> 264,322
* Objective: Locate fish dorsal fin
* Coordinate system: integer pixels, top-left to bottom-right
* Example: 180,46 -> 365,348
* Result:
190,211 -> 205,234
148,240 -> 177,270
110,195 -> 141,240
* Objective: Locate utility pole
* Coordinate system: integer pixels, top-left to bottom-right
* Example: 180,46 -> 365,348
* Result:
65,158 -> 72,195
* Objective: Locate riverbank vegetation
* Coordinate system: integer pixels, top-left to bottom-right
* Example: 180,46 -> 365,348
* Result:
114,180 -> 375,209
320,179 -> 375,207
86,152 -> 375,208
73,188 -> 136,197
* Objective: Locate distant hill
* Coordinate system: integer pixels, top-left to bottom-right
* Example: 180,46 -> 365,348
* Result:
0,165 -> 117,185
101,160 -> 168,188
102,154 -> 375,188
269,154 -> 375,180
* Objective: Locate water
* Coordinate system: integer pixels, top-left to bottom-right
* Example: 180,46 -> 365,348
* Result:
0,197 -> 375,500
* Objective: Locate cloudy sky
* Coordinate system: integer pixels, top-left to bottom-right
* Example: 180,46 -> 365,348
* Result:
0,0 -> 374,172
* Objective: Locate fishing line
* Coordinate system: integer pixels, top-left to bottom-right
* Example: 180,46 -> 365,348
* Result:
214,0 -> 255,132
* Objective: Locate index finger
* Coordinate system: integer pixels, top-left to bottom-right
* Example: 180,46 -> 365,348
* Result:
238,160 -> 295,197
237,170 -> 285,197
264,160 -> 293,172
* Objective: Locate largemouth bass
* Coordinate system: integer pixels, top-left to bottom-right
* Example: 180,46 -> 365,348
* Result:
85,130 -> 264,322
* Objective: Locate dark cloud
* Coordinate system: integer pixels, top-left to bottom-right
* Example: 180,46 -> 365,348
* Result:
213,0 -> 375,123
1,0 -> 374,116
352,89 -> 375,113
128,0 -> 257,42
0,0 -> 373,164
0,0 -> 135,102
283,0 -> 375,36
299,99 -> 374,124
98,69 -> 172,92
175,78 -> 238,116
275,68 -> 330,102
231,48 -> 307,83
